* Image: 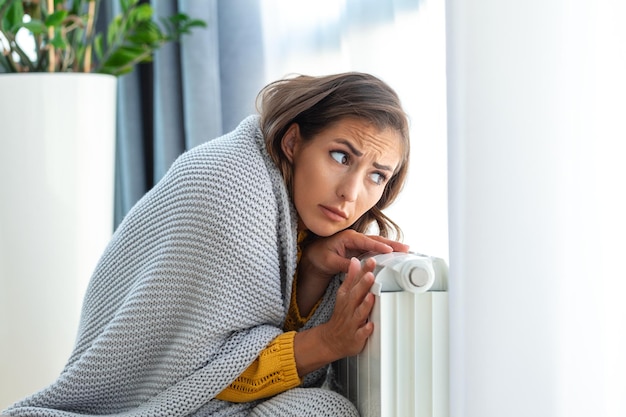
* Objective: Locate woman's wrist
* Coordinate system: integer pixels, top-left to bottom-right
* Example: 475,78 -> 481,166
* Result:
293,324 -> 340,378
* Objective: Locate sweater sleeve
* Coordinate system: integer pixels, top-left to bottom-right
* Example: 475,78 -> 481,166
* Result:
215,263 -> 329,403
216,230 -> 333,403
215,331 -> 301,402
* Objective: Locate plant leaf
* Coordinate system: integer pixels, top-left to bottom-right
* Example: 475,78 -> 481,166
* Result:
186,19 -> 208,29
21,19 -> 46,35
103,44 -> 149,67
133,20 -> 163,43
50,32 -> 66,49
3,0 -> 24,32
106,16 -> 121,48
130,3 -> 153,23
45,10 -> 68,27
120,0 -> 139,14
126,30 -> 160,45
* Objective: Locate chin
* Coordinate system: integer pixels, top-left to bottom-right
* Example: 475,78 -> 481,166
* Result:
306,222 -> 349,237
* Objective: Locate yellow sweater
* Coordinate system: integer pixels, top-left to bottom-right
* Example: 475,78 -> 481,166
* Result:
216,232 -> 321,403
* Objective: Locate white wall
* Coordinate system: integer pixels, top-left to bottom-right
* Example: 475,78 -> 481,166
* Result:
446,1 -> 626,416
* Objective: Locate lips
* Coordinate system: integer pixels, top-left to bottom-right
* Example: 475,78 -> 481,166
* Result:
319,205 -> 348,222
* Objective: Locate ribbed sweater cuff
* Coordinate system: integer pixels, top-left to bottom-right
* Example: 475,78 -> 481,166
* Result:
277,331 -> 301,386
215,331 -> 301,403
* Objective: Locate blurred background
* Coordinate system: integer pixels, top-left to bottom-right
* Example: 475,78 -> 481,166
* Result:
2,0 -> 625,416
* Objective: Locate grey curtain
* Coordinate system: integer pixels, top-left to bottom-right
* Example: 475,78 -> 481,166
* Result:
100,0 -> 266,228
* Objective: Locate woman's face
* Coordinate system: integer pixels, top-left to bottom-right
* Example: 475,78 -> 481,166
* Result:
281,117 -> 403,237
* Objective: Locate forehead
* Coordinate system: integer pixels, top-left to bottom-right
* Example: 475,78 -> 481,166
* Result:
318,117 -> 404,165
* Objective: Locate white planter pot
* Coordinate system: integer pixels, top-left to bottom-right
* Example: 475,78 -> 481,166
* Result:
0,73 -> 116,408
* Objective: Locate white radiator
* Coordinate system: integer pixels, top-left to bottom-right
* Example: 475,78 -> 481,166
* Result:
335,254 -> 449,417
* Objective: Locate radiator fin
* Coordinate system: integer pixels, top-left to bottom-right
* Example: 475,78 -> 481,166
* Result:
337,292 -> 449,417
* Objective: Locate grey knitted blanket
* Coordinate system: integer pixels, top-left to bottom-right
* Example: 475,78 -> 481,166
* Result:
4,116 -> 357,417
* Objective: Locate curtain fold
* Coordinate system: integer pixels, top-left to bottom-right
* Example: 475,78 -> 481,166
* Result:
109,0 -> 266,227
152,0 -> 186,183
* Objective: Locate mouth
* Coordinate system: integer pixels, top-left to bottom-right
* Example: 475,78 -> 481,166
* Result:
319,205 -> 348,222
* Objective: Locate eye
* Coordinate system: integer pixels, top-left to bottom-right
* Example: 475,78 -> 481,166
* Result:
369,172 -> 388,185
330,150 -> 349,165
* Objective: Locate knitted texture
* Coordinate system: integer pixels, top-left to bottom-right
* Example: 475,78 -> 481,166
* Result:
216,331 -> 300,402
3,116 -> 350,417
283,231 -> 323,332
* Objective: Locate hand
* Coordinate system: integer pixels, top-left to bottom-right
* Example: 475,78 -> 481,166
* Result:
293,256 -> 379,376
301,229 -> 410,280
321,256 -> 378,357
296,230 -> 409,316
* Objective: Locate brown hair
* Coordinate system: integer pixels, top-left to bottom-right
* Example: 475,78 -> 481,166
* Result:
256,72 -> 410,240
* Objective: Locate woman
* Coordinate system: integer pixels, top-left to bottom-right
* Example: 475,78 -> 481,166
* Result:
3,72 -> 410,416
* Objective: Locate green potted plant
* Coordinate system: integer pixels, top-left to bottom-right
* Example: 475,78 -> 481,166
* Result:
0,1 -> 206,408
0,0 -> 206,74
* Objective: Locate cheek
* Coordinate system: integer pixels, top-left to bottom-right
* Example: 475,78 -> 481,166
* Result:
297,159 -> 329,192
292,163 -> 320,207
355,189 -> 384,218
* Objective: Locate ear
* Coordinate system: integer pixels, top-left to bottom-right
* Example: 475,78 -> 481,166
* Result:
281,123 -> 300,163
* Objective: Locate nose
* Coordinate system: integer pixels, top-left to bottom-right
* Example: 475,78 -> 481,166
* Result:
337,174 -> 360,202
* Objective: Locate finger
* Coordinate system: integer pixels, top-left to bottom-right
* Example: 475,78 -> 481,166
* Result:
353,270 -> 375,299
344,233 -> 410,257
354,291 -> 375,324
340,257 -> 373,298
366,235 -> 410,253
362,256 -> 377,273
348,256 -> 363,285
341,233 -> 394,257
354,321 -> 375,346
317,250 -> 352,274
338,257 -> 361,292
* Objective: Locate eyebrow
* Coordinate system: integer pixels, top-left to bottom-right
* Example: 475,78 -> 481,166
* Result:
337,139 -> 395,172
